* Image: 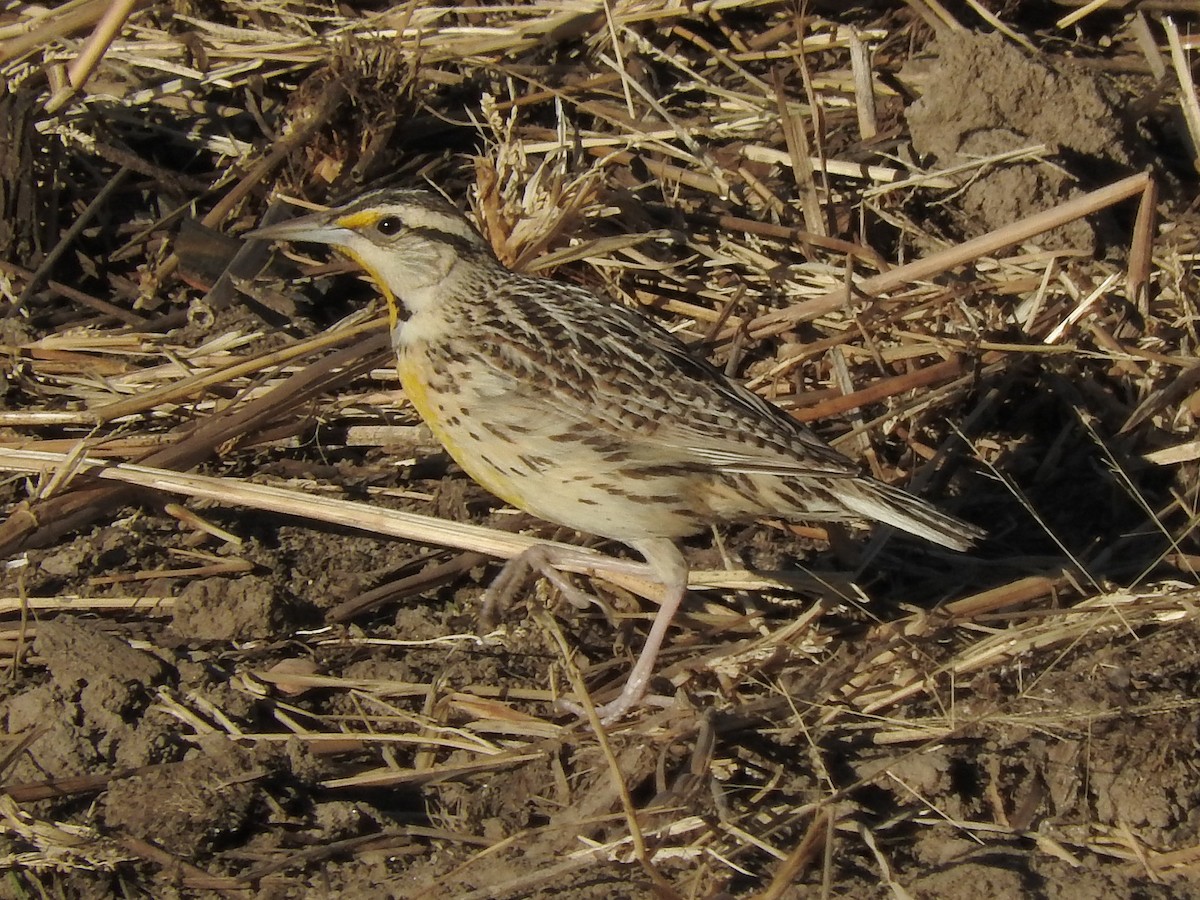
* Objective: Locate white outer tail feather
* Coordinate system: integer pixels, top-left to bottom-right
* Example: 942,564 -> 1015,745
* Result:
840,481 -> 983,551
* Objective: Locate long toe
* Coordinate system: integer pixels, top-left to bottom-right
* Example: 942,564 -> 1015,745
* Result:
557,673 -> 654,725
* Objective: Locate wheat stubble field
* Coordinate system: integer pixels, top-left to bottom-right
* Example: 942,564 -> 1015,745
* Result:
1,2 -> 1199,897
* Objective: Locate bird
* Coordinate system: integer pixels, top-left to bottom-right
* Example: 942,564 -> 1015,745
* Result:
250,187 -> 983,722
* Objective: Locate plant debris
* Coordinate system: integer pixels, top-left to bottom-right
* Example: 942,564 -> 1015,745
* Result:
1,2 -> 1199,896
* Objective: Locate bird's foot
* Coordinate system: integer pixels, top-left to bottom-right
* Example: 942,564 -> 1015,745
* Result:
480,544 -> 630,632
556,669 -> 656,725
481,539 -> 688,729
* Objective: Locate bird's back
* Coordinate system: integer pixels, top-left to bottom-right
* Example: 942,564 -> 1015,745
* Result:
397,263 -> 981,550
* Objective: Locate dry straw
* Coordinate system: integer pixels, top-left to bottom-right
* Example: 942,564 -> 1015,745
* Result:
1,0 -> 1197,894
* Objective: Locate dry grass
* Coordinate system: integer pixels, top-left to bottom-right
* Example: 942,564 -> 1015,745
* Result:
1,1 -> 1199,896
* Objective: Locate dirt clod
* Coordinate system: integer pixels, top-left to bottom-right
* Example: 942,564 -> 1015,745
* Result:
35,618 -> 166,689
103,737 -> 272,856
172,575 -> 281,641
2,4 -> 1198,898
904,30 -> 1144,250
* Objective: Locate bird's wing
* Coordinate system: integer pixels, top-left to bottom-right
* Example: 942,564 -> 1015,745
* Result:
473,279 -> 863,480
612,321 -> 862,478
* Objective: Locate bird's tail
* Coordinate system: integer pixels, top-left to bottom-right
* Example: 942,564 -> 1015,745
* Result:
838,479 -> 984,551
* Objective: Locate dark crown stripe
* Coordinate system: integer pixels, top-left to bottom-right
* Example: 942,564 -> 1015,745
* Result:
408,225 -> 484,254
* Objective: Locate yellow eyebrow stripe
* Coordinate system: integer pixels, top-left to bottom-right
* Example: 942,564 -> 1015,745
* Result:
335,210 -> 382,229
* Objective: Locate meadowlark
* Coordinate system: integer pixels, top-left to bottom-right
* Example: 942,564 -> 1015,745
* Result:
251,188 -> 982,722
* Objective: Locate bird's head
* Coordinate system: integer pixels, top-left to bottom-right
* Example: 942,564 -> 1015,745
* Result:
249,189 -> 492,326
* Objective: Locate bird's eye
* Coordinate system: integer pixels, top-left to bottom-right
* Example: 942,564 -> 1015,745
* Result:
376,216 -> 403,236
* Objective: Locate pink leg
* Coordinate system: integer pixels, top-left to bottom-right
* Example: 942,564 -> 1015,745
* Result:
561,538 -> 689,724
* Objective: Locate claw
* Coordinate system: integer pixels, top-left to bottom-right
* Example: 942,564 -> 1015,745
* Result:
477,539 -> 690,725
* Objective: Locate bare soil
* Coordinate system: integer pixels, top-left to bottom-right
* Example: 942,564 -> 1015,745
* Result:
2,4 -> 1200,898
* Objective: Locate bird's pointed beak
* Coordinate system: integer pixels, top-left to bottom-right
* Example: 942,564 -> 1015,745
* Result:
248,205 -> 403,328
247,210 -> 353,247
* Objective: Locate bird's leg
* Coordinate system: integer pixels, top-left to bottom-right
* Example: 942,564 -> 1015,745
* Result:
482,539 -> 690,724
479,543 -> 652,631
559,538 -> 689,724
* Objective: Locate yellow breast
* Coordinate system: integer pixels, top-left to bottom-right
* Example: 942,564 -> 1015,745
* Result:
395,350 -> 529,510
